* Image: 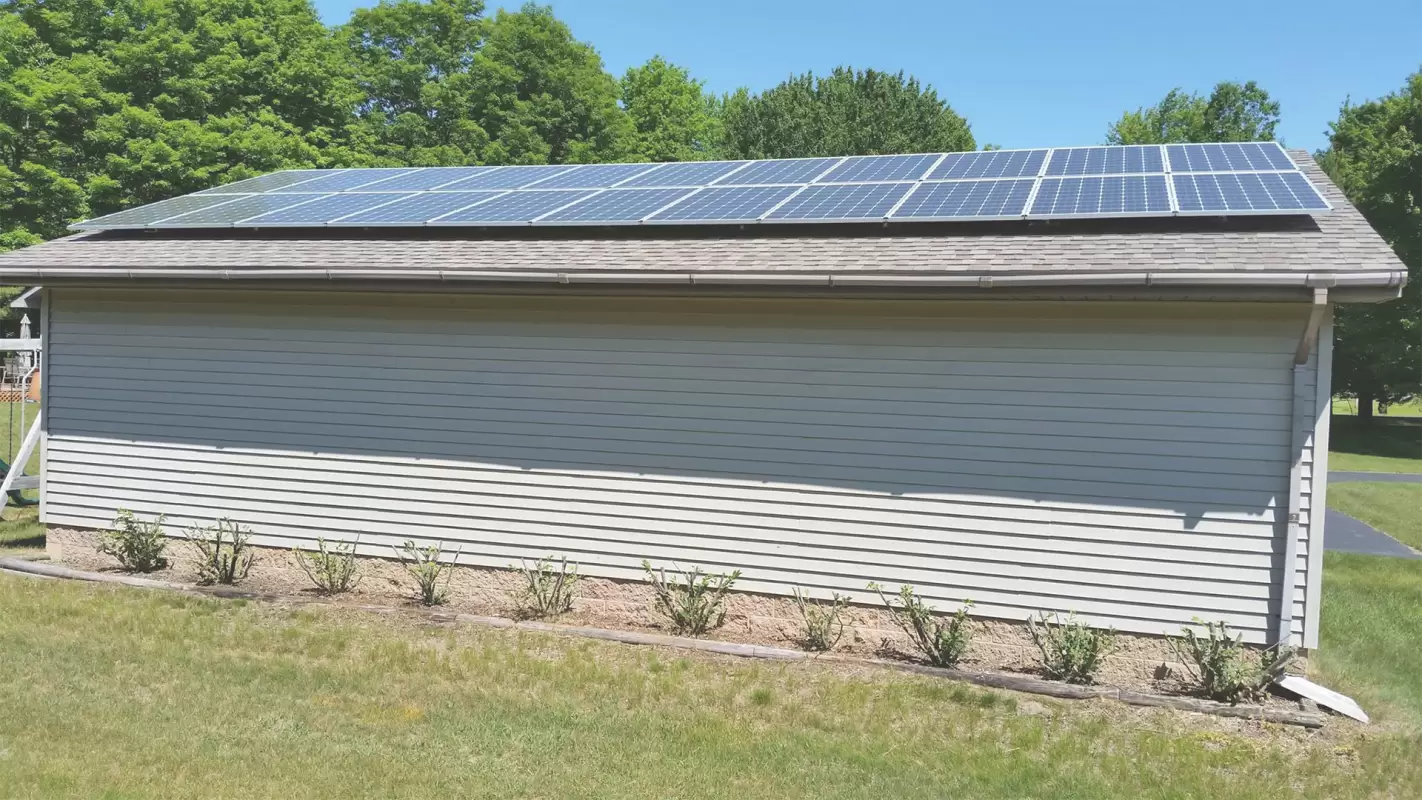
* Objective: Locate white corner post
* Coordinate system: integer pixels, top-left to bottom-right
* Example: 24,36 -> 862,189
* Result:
1277,288 -> 1329,646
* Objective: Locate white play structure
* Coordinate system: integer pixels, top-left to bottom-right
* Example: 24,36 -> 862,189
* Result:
1,286 -> 42,508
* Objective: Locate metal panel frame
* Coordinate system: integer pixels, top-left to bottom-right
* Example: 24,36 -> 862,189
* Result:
1170,172 -> 1334,217
1026,175 -> 1175,220
887,178 -> 1037,222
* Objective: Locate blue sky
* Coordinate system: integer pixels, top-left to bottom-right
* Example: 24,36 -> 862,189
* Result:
313,0 -> 1420,152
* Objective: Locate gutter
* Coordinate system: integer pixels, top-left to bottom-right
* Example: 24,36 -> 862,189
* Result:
1278,288 -> 1330,646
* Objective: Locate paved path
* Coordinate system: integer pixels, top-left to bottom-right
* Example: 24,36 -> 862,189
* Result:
1323,471 -> 1421,559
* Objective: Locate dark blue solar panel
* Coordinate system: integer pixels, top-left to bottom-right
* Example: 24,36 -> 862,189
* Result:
645,186 -> 800,222
536,188 -> 696,223
71,194 -> 255,230
713,158 -> 841,186
270,169 -> 419,193
890,179 -> 1033,219
1167,142 -> 1295,173
1029,175 -> 1170,217
1045,146 -> 1164,176
1172,172 -> 1329,214
437,165 -> 578,190
927,150 -> 1047,180
353,167 -> 494,192
236,193 -> 417,226
149,194 -> 330,227
331,192 -> 506,225
193,170 -> 325,195
765,183 -> 912,221
524,163 -> 662,189
817,154 -> 940,183
429,190 -> 596,224
617,161 -> 750,187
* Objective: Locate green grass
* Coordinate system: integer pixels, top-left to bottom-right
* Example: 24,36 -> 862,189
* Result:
1332,397 -> 1422,417
1317,553 -> 1422,729
1328,416 -> 1422,473
1328,483 -> 1422,551
0,505 -> 43,556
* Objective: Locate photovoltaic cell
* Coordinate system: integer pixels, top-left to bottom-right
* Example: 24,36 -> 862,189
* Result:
353,167 -> 496,192
617,161 -> 750,187
525,163 -> 661,189
927,150 -> 1047,180
438,165 -> 578,190
890,179 -> 1033,219
330,192 -> 507,225
1045,146 -> 1164,176
236,193 -> 417,226
646,186 -> 800,222
1167,142 -> 1294,173
1172,172 -> 1329,214
537,188 -> 696,223
270,168 -> 419,193
429,190 -> 596,224
71,194 -> 254,230
193,170 -> 326,195
149,194 -> 330,227
1029,175 -> 1170,217
765,183 -> 912,221
817,154 -> 940,183
713,158 -> 841,186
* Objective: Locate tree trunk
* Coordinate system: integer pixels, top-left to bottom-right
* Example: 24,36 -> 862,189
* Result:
1357,389 -> 1375,421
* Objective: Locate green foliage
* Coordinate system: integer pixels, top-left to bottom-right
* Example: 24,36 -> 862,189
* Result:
792,587 -> 848,652
393,540 -> 456,606
1107,81 -> 1280,145
516,555 -> 580,618
293,537 -> 362,596
871,582 -> 974,668
1169,619 -> 1297,703
97,508 -> 169,573
719,66 -> 974,159
621,55 -> 719,162
1026,611 -> 1116,684
642,560 -> 740,635
184,518 -> 255,586
1317,70 -> 1421,416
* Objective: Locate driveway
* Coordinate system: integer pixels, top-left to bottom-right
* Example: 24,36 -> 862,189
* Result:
1324,472 -> 1421,559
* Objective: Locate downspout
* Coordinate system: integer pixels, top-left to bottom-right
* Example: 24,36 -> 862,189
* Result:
1278,288 -> 1329,645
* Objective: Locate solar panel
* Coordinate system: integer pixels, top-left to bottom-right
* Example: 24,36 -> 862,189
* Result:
713,158 -> 841,186
149,194 -> 331,227
536,188 -> 696,223
617,161 -> 750,188
193,170 -> 326,195
353,167 -> 496,192
236,193 -> 417,226
1167,142 -> 1294,173
1172,172 -> 1330,215
645,186 -> 800,222
270,168 -> 419,193
524,163 -> 661,189
438,165 -> 577,190
765,183 -> 913,221
927,150 -> 1047,180
70,195 -> 254,230
890,179 -> 1034,220
330,192 -> 507,226
429,190 -> 596,224
817,154 -> 940,183
1045,146 -> 1164,176
1029,175 -> 1171,218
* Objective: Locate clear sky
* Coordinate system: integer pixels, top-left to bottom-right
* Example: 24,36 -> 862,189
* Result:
312,0 -> 1420,152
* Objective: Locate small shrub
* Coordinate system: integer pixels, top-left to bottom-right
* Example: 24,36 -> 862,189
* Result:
793,587 -> 849,652
1169,619 -> 1298,703
1026,611 -> 1116,684
643,560 -> 741,635
517,555 -> 580,618
185,518 -> 255,585
293,537 -> 362,596
97,509 -> 169,573
393,540 -> 457,606
871,582 -> 974,668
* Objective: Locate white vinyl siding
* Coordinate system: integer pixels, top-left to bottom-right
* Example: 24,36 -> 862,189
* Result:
42,290 -> 1320,644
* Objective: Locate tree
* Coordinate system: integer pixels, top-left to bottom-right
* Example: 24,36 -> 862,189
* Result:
1316,71 -> 1421,418
620,56 -> 718,162
719,67 -> 974,159
1107,81 -> 1281,144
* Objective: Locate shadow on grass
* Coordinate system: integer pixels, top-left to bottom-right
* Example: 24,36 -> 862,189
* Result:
1330,416 -> 1422,462
0,506 -> 45,553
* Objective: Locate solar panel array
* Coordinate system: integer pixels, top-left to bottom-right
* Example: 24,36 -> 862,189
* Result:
72,142 -> 1331,231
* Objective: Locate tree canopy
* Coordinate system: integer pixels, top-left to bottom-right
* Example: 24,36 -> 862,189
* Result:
1107,81 -> 1281,144
620,55 -> 719,162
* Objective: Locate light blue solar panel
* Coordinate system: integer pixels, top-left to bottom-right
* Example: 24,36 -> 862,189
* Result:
646,186 -> 800,222
617,161 -> 750,187
438,165 -> 577,190
149,194 -> 330,227
891,179 -> 1033,219
1172,172 -> 1329,214
193,170 -> 325,195
713,158 -> 841,186
429,190 -> 596,224
525,163 -> 661,189
235,193 -> 417,226
330,192 -> 506,225
353,167 -> 495,192
765,183 -> 912,221
928,150 -> 1047,180
269,169 -> 420,193
536,188 -> 696,223
1167,142 -> 1295,173
1045,146 -> 1164,176
1029,175 -> 1170,217
71,194 -> 256,230
817,154 -> 940,183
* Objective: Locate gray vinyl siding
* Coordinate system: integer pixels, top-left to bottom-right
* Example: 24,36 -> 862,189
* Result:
42,289 -> 1318,644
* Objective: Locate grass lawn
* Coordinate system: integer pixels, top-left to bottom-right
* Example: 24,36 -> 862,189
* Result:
1327,416 -> 1422,474
1317,553 -> 1422,729
1332,397 -> 1422,417
1328,483 -> 1422,551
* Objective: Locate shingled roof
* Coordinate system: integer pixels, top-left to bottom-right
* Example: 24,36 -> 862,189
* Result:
0,151 -> 1406,297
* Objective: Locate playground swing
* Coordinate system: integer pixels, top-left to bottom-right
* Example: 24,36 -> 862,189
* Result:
0,304 -> 42,510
